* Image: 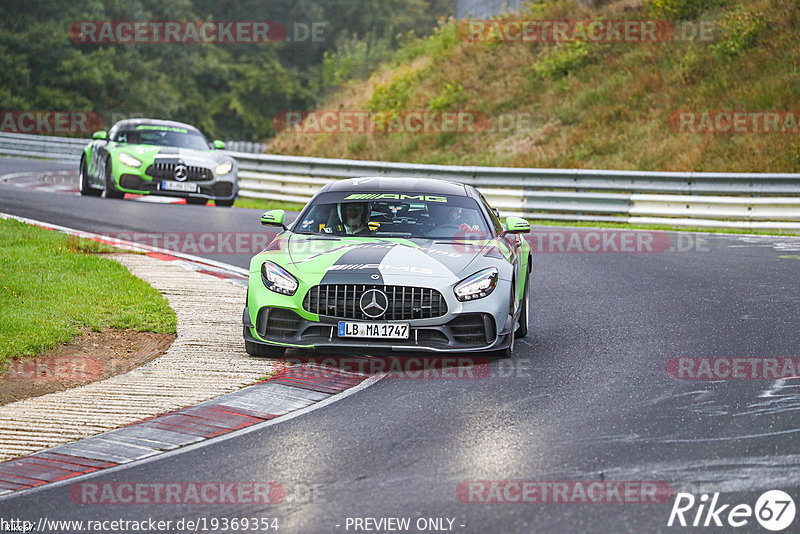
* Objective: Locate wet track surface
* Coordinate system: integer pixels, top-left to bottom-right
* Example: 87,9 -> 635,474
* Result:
2,158 -> 800,533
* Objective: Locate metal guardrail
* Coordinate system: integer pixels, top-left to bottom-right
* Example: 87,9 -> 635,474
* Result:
224,141 -> 268,154
2,131 -> 800,229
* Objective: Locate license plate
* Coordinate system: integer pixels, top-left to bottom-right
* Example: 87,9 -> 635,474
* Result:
161,180 -> 197,193
338,322 -> 409,339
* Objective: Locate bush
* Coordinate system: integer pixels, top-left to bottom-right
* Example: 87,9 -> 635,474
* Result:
531,41 -> 589,79
645,0 -> 723,20
367,68 -> 421,112
428,81 -> 465,111
710,7 -> 766,58
394,18 -> 460,65
322,35 -> 394,88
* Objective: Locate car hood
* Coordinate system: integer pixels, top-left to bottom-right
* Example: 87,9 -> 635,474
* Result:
112,144 -> 229,166
272,233 -> 510,286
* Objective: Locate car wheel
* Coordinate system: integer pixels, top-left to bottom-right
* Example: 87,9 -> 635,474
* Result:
215,198 -> 235,207
245,339 -> 285,358
79,156 -> 102,197
515,271 -> 529,339
186,198 -> 207,205
104,157 -> 125,199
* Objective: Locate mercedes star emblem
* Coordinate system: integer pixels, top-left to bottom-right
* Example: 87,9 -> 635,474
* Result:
174,164 -> 188,182
359,289 -> 389,319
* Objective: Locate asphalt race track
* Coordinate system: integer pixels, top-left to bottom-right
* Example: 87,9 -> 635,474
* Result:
2,157 -> 800,533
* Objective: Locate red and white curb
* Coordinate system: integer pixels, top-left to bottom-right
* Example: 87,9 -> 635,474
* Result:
0,366 -> 375,497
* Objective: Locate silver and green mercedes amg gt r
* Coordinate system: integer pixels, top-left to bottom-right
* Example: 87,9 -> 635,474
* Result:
79,118 -> 238,206
244,177 -> 532,358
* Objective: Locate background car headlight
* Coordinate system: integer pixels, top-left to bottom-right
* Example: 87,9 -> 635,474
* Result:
215,161 -> 233,175
118,152 -> 142,168
261,261 -> 298,295
454,267 -> 498,301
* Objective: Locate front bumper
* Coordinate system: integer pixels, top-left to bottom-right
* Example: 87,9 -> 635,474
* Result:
116,173 -> 239,202
242,306 -> 514,354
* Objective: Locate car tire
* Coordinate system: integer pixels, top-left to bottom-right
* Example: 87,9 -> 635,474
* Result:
79,156 -> 102,197
489,285 -> 519,359
489,332 -> 513,359
186,198 -> 207,205
245,338 -> 285,358
215,198 -> 235,207
515,271 -> 529,339
104,157 -> 125,199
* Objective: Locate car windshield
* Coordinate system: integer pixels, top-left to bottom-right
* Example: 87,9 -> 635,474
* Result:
113,126 -> 210,150
293,196 -> 492,239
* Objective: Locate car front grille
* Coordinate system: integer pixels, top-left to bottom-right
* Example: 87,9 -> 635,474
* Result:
146,162 -> 212,182
303,284 -> 448,321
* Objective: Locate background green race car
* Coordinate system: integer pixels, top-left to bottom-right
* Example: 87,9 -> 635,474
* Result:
244,177 -> 532,359
79,118 -> 239,206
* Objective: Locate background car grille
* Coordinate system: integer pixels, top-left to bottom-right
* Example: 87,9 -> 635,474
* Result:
146,162 -> 212,181
303,284 -> 447,320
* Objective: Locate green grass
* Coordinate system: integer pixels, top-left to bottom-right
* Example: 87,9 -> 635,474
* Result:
232,197 -> 305,212
0,218 -> 177,371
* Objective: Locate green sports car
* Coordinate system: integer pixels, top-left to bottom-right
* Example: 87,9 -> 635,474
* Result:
244,176 -> 532,358
79,118 -> 239,206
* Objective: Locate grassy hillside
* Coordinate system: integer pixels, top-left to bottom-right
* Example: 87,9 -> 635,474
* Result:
267,0 -> 800,172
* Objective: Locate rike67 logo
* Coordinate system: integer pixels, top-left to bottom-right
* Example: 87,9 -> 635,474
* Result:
668,490 -> 796,531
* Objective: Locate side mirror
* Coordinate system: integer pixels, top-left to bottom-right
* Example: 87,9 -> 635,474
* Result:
503,216 -> 530,234
93,131 -> 108,140
213,140 -> 226,150
261,209 -> 286,230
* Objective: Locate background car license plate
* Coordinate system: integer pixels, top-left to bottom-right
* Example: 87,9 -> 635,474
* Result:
161,181 -> 197,193
338,322 -> 409,339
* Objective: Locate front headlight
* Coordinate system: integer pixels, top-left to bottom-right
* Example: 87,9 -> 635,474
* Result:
118,152 -> 142,168
454,267 -> 498,301
261,261 -> 298,296
215,161 -> 233,175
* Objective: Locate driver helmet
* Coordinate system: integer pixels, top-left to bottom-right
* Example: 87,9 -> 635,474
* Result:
337,202 -> 370,234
